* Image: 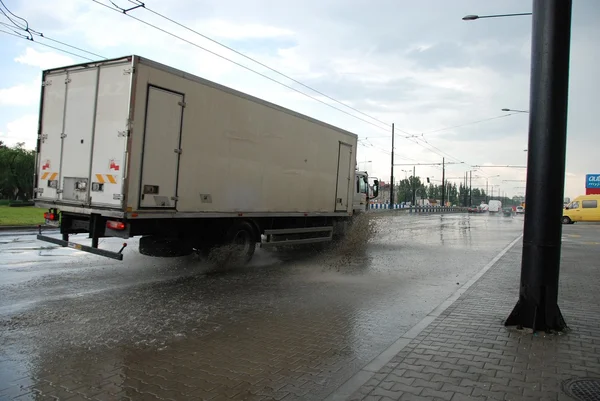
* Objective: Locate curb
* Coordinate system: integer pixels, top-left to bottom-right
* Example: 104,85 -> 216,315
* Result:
0,225 -> 49,232
324,234 -> 524,401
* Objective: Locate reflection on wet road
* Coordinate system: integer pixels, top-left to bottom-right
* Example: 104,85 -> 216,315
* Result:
0,213 -> 523,400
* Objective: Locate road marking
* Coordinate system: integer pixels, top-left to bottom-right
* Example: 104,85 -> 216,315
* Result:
325,233 -> 523,401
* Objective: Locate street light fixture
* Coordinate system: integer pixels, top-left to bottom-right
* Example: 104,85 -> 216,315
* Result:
462,13 -> 532,21
502,108 -> 530,113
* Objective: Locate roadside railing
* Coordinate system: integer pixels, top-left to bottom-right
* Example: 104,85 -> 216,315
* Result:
368,204 -> 468,214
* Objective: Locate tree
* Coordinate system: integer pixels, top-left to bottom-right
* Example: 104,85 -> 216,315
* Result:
395,177 -> 427,204
0,143 -> 35,200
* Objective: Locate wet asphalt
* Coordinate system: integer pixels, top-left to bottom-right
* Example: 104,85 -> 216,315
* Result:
0,212 -> 525,400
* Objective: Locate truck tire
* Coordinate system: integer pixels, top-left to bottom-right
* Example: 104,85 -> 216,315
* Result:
224,221 -> 256,264
561,216 -> 572,225
139,235 -> 192,257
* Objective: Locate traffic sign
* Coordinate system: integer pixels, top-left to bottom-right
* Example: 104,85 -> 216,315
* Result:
586,174 -> 600,189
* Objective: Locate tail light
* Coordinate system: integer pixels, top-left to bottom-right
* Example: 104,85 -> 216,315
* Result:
44,212 -> 57,221
106,220 -> 126,230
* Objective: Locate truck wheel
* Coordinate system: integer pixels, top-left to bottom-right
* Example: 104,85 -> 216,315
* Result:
225,221 -> 256,264
561,216 -> 572,225
139,235 -> 192,257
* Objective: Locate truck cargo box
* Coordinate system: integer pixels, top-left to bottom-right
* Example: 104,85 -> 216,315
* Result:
34,56 -> 358,219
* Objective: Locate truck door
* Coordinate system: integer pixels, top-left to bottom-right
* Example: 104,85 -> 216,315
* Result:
37,72 -> 68,202
59,69 -> 98,203
335,142 -> 353,211
139,86 -> 184,208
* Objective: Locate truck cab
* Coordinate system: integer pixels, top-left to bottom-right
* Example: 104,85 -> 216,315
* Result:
354,170 -> 378,213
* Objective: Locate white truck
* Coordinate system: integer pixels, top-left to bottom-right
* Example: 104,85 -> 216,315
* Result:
488,200 -> 502,214
34,56 -> 379,262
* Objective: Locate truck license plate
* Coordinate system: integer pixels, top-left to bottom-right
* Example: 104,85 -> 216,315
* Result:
45,219 -> 60,227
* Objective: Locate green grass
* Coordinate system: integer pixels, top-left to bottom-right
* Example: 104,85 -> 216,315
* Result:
0,206 -> 45,226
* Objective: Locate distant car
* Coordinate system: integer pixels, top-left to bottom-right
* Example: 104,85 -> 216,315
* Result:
516,206 -> 524,214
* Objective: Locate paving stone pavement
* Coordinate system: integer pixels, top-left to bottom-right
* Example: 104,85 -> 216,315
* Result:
2,214 -> 529,401
345,229 -> 600,401
1,220 -> 598,401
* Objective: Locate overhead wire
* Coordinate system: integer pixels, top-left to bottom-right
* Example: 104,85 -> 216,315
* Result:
410,135 -> 465,164
91,0 -> 394,135
421,112 -> 520,135
92,0 -> 471,163
0,0 -> 27,30
0,27 -> 27,39
32,33 -> 106,59
362,112 -> 522,163
0,3 -> 106,61
0,28 -> 97,60
0,21 -> 28,38
123,0 -> 394,130
0,22 -> 106,59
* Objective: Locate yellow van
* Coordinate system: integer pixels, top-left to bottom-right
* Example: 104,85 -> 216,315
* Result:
562,195 -> 600,224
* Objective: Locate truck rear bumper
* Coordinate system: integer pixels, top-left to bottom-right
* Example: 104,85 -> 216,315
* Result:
37,228 -> 127,261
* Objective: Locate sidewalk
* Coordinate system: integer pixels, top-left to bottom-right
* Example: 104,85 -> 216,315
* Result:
335,227 -> 600,401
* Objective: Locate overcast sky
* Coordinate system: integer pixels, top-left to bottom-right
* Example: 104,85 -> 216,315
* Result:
0,0 -> 598,199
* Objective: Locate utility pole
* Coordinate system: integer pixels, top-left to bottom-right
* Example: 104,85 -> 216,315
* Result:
441,158 -> 445,206
469,170 -> 472,206
486,179 -> 489,203
464,171 -> 468,206
390,124 -> 394,208
505,0 -> 571,332
412,165 -> 416,206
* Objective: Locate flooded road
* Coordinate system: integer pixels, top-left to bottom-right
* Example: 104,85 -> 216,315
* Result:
0,213 -> 523,400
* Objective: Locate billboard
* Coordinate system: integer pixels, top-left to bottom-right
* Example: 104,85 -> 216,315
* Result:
586,174 -> 600,189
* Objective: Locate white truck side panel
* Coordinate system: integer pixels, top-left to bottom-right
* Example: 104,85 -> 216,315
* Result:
37,72 -> 67,201
127,59 -> 357,214
88,63 -> 132,207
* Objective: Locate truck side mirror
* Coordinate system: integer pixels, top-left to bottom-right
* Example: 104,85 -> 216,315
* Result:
372,180 -> 379,198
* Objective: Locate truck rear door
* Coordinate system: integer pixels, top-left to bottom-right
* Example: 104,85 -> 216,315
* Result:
36,60 -> 132,209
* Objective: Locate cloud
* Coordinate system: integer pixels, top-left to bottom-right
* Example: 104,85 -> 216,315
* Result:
202,20 -> 294,40
0,114 -> 38,150
0,79 -> 39,106
15,47 -> 74,70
